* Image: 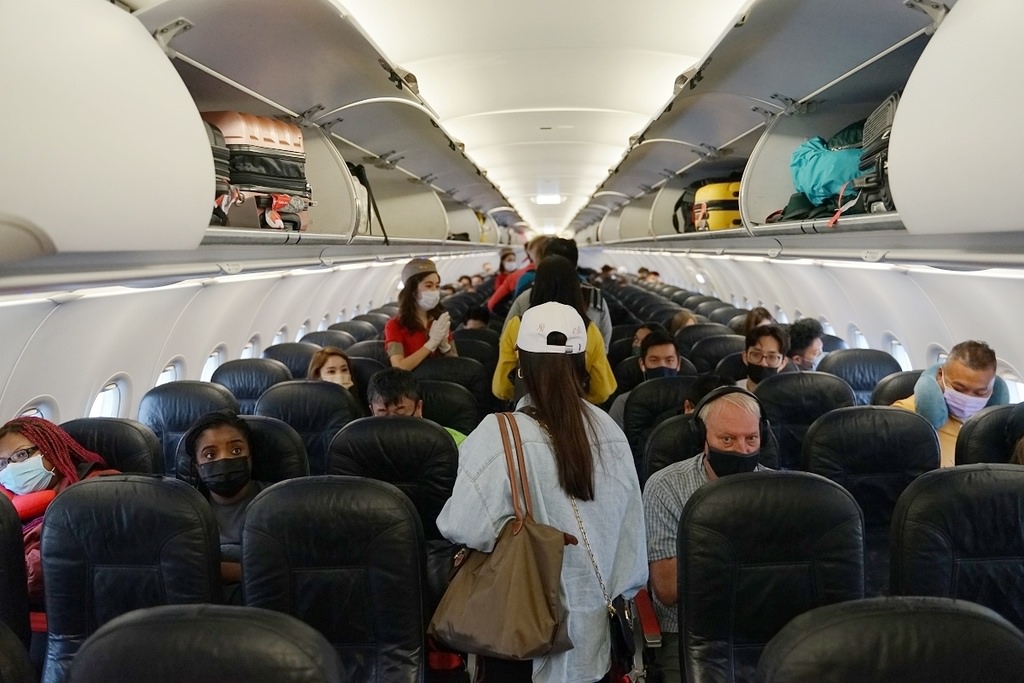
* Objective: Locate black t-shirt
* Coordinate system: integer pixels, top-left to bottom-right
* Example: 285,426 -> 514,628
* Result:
210,480 -> 269,546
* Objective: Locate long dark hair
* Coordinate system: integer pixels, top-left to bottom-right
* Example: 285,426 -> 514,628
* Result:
519,342 -> 595,500
397,271 -> 444,333
529,255 -> 588,317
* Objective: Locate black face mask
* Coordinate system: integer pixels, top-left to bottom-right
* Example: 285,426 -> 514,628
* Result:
198,458 -> 251,498
643,366 -> 677,381
706,446 -> 760,477
746,363 -> 779,384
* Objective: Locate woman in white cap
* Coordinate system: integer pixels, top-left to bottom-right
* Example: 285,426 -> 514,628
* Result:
438,301 -> 648,683
384,257 -> 458,371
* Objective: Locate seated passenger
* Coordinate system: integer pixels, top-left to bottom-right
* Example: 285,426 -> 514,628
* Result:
631,322 -> 668,357
183,411 -> 268,596
892,340 -> 1008,468
609,330 -> 681,429
460,305 -> 491,331
307,346 -> 361,403
0,417 -> 117,605
440,283 -> 457,297
738,325 -> 790,391
1009,403 -> 1024,466
787,318 -> 826,371
366,367 -> 467,446
384,257 -> 458,371
668,309 -> 697,335
457,275 -> 473,291
742,306 -> 775,335
642,388 -> 772,683
493,255 -> 616,405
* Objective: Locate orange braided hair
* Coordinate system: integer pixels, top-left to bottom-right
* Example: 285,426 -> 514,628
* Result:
0,417 -> 106,484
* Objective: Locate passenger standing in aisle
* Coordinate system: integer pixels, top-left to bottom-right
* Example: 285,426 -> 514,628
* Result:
439,302 -> 647,683
385,258 -> 458,371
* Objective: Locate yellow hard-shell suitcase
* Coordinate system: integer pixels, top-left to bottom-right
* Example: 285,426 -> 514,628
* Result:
693,182 -> 742,231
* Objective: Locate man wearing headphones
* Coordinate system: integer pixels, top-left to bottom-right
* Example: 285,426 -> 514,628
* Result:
642,387 -> 772,683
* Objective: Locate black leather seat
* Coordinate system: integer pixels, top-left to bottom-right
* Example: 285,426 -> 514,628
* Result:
413,356 -> 491,418
243,477 -> 425,682
41,476 -> 220,683
680,471 -> 864,682
254,380 -> 364,475
688,334 -> 745,373
623,376 -> 698,462
300,329 -> 357,350
0,497 -> 28,650
757,596 -> 1024,682
210,358 -> 293,414
345,339 -> 391,368
328,320 -> 378,342
821,333 -> 849,352
753,372 -> 857,470
681,294 -> 717,311
815,348 -> 903,406
137,381 -> 240,475
453,338 -> 498,379
870,369 -> 923,406
418,379 -> 480,435
66,604 -> 342,683
347,356 -> 386,411
175,414 -> 309,486
262,342 -> 321,380
608,337 -> 636,369
713,351 -> 747,383
891,464 -> 1024,631
727,313 -> 747,334
60,417 -> 161,474
0,620 -> 33,683
674,323 -> 735,358
954,404 -> 1016,465
803,406 -> 939,596
452,327 -> 500,348
352,312 -> 390,333
610,324 -> 640,345
708,307 -> 747,326
694,300 -> 731,318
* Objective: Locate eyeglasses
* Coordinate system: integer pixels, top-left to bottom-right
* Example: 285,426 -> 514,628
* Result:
747,349 -> 784,367
0,446 -> 39,472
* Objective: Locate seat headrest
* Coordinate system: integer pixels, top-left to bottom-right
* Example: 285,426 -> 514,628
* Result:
757,596 -> 1024,682
955,404 -> 1017,465
688,334 -> 745,373
673,323 -> 735,356
211,359 -> 293,414
137,381 -> 240,474
623,375 -> 697,447
300,330 -> 356,350
870,369 -> 923,406
816,348 -> 902,405
345,340 -> 391,367
328,320 -> 379,342
68,604 -> 343,683
61,417 -> 162,474
262,343 -> 321,380
418,380 -> 480,434
328,417 -> 458,538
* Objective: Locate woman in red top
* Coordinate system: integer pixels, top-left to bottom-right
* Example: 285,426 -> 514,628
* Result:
493,248 -> 519,290
0,417 -> 116,605
384,258 -> 458,371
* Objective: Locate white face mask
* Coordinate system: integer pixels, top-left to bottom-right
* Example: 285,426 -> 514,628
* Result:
0,456 -> 55,495
417,290 -> 441,310
323,372 -> 354,389
503,258 -> 516,270
942,376 -> 990,421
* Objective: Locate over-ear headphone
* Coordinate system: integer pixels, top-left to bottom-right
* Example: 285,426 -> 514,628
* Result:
690,386 -> 771,448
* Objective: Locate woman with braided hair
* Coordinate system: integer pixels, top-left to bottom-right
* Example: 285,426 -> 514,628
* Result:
0,416 -> 117,604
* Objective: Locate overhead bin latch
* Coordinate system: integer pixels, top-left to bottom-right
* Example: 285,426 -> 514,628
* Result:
152,18 -> 193,58
771,93 -> 819,116
904,0 -> 949,34
692,144 -> 731,161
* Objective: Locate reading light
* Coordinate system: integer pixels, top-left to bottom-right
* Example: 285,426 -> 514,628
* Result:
533,194 -> 564,206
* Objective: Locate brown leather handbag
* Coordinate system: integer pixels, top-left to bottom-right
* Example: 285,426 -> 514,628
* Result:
429,412 -> 574,659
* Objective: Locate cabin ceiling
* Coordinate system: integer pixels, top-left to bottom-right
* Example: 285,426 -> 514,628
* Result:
336,0 -> 750,236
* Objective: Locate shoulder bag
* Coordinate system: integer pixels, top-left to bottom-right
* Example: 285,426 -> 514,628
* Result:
429,412 -> 574,659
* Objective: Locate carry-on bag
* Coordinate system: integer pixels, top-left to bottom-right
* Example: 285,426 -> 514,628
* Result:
693,181 -> 742,231
854,91 -> 900,213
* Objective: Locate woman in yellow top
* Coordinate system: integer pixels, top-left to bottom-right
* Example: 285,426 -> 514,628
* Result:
493,255 -> 616,405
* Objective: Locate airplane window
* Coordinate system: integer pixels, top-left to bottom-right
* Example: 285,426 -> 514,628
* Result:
294,320 -> 310,342
335,310 -> 346,324
850,326 -> 870,349
886,335 -> 913,371
819,317 -> 836,335
156,362 -> 180,385
273,327 -> 287,345
18,406 -> 45,419
318,314 -> 330,332
1001,374 -> 1024,403
793,309 -> 803,320
773,306 -> 789,324
927,344 -> 948,366
241,337 -> 258,359
201,346 -> 226,382
89,381 -> 121,418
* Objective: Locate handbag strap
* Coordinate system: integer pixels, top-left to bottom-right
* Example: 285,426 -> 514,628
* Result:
570,496 -> 613,613
496,412 -> 531,525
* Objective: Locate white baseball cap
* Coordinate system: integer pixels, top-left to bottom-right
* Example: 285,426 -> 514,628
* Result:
517,302 -> 586,354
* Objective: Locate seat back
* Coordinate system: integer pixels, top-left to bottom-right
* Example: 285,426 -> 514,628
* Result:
713,352 -> 747,384
210,358 -> 293,414
137,381 -> 240,475
412,357 -> 490,418
452,338 -> 498,379
345,339 -> 391,367
757,596 -> 1024,683
243,477 -> 425,683
674,323 -> 735,357
41,476 -> 220,683
803,406 -> 939,595
254,381 -> 364,475
753,372 -> 856,470
821,333 -> 849,352
688,334 -> 745,373
623,376 -> 697,461
891,464 -> 1024,631
68,604 -> 341,683
0,497 -> 28,649
816,348 -> 903,406
955,404 -> 1016,465
708,307 -> 747,325
347,356 -> 385,412
262,342 -> 321,380
60,417 -> 161,474
452,327 -> 500,348
418,380 -> 480,435
0,620 -> 33,683
694,300 -> 731,318
300,330 -> 356,350
870,369 -> 923,406
175,414 -> 309,485
328,320 -> 378,342
352,312 -> 390,333
681,471 -> 865,682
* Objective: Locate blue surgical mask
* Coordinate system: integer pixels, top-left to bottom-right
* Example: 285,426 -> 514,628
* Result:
0,456 -> 55,495
643,366 -> 677,381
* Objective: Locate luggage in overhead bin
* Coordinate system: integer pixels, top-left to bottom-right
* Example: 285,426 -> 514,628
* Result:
854,91 -> 900,213
200,111 -> 312,231
693,181 -> 742,231
203,120 -> 235,226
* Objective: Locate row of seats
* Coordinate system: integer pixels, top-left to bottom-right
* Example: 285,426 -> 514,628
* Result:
672,465 -> 1024,681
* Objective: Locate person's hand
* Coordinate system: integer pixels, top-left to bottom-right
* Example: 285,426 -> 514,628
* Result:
426,312 -> 451,351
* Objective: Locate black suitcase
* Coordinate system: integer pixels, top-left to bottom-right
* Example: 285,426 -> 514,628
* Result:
854,92 -> 900,213
204,120 -> 234,226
